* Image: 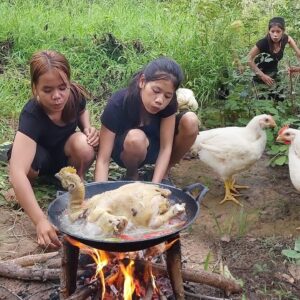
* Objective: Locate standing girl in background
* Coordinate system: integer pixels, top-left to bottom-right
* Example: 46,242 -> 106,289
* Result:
8,50 -> 99,249
95,57 -> 199,184
248,17 -> 300,99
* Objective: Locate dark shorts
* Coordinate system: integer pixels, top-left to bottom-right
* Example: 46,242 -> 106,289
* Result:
112,112 -> 185,168
7,144 -> 68,176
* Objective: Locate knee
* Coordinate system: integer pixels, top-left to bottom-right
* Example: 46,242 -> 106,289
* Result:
123,129 -> 148,153
66,132 -> 95,161
178,112 -> 199,136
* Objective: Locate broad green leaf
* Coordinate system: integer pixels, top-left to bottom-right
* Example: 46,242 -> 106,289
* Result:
274,156 -> 287,166
282,249 -> 300,259
295,239 -> 300,252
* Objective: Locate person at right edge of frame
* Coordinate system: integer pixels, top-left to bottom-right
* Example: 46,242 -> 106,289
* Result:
248,16 -> 300,100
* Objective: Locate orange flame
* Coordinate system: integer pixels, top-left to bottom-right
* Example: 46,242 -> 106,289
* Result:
120,260 -> 135,300
65,237 -> 109,299
149,263 -> 158,293
64,236 -> 176,299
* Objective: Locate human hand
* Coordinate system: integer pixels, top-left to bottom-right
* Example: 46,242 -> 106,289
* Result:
83,127 -> 99,147
36,218 -> 61,249
260,74 -> 274,86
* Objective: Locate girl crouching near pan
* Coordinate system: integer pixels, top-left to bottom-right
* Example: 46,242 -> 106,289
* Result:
95,57 -> 199,184
8,50 -> 99,249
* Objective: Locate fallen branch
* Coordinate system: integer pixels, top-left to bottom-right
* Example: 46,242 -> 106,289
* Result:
65,280 -> 100,300
136,260 -> 242,295
0,261 -> 59,281
8,251 -> 59,267
0,253 -> 242,295
0,260 -> 84,282
184,291 -> 227,300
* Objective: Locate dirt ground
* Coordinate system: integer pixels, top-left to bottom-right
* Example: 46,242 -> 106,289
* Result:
0,155 -> 300,299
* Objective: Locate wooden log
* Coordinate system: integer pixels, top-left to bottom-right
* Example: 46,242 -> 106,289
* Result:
166,237 -> 184,300
65,280 -> 100,300
60,238 -> 80,299
0,248 -> 242,296
136,260 -> 242,295
8,251 -> 59,267
0,261 -> 59,281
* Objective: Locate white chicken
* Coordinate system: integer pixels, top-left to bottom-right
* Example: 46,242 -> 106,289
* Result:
190,114 -> 276,205
276,126 -> 300,192
176,88 -> 199,112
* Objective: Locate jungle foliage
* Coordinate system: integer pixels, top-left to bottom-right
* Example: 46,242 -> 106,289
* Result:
0,0 -> 300,165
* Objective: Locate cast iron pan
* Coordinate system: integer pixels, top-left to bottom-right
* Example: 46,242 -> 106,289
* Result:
48,181 -> 208,252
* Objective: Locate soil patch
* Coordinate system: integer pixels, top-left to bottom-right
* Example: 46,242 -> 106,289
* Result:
0,154 -> 299,299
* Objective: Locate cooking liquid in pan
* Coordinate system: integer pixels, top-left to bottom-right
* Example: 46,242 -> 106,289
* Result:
59,198 -> 188,242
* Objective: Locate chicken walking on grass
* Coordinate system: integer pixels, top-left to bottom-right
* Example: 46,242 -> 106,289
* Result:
190,114 -> 276,206
276,126 -> 300,229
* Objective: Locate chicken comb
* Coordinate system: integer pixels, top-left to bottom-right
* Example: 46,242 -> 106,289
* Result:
278,124 -> 289,135
60,166 -> 77,174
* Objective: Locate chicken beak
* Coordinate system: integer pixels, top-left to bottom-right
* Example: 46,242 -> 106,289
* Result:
270,119 -> 277,128
276,135 -> 290,145
55,173 -> 61,180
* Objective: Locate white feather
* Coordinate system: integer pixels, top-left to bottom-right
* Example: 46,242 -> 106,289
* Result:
190,114 -> 276,181
176,88 -> 198,111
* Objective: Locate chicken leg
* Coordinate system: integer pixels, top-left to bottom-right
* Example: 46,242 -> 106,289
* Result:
229,177 -> 249,193
219,178 -> 243,206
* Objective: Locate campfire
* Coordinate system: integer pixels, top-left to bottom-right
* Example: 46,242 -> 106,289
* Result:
61,235 -> 183,300
0,234 -> 243,299
0,181 -> 242,299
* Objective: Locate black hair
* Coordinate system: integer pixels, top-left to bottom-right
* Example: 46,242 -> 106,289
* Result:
30,50 -> 89,123
268,17 -> 285,30
123,57 -> 184,127
267,17 -> 286,54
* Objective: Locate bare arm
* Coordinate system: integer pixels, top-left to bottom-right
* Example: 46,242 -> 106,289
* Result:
152,115 -> 175,183
248,45 -> 274,86
94,125 -> 116,182
79,109 -> 99,147
288,36 -> 300,60
9,132 -> 61,248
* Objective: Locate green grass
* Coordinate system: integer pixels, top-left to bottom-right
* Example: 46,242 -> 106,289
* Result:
0,1 -> 257,122
0,0 -> 298,143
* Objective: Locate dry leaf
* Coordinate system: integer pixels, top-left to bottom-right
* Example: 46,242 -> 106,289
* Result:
275,272 -> 295,284
220,234 -> 231,243
288,264 -> 300,281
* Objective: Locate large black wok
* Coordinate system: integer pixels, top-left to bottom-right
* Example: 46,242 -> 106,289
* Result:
48,181 -> 208,252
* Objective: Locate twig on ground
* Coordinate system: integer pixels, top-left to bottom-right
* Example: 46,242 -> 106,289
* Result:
7,213 -> 18,232
0,284 -> 22,300
184,291 -> 230,300
24,285 -> 59,300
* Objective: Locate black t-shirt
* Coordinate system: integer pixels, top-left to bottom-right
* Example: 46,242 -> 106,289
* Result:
17,98 -> 86,151
101,88 -> 178,140
255,34 -> 289,75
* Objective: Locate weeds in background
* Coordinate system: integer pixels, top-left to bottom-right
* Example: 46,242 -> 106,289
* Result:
210,207 -> 250,238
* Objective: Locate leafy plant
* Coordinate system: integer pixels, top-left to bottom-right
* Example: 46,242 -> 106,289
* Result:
268,116 -> 300,166
281,238 -> 300,265
267,144 -> 289,167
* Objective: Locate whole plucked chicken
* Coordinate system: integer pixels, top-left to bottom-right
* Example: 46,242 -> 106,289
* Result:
190,114 -> 276,205
276,126 -> 300,192
55,167 -> 185,234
